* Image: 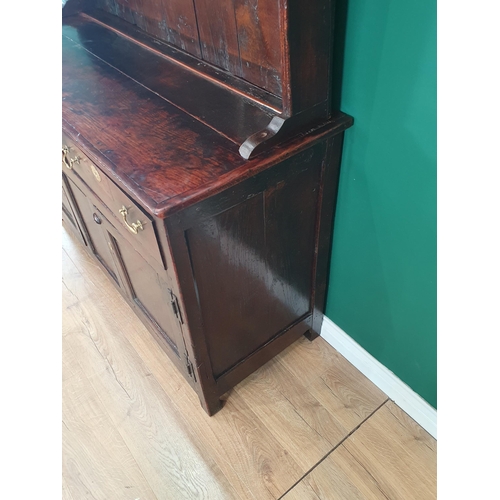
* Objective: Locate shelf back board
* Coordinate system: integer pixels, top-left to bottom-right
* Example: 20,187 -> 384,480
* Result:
94,0 -> 283,97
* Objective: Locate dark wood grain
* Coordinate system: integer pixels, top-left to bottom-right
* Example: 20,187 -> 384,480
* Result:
62,0 -> 95,17
192,0 -> 283,95
63,177 -> 189,376
62,131 -> 167,274
62,16 -> 275,145
62,25 -> 352,220
65,0 -> 345,147
110,227 -> 181,355
233,0 -> 282,96
215,317 -> 310,396
96,0 -> 135,24
309,133 -> 345,339
193,0 -> 241,75
239,101 -> 331,159
95,0 -> 202,57
84,9 -> 282,111
62,31 -> 244,208
165,143 -> 327,412
62,0 -> 353,416
283,0 -> 333,115
186,194 -> 285,378
62,173 -> 87,244
66,178 -> 122,285
62,185 -> 77,229
158,0 -> 202,57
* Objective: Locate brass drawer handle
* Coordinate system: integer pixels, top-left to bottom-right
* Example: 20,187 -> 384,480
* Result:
62,145 -> 81,170
119,206 -> 144,234
62,145 -> 72,169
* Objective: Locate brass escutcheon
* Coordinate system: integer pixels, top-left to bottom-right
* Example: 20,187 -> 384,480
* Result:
90,164 -> 101,182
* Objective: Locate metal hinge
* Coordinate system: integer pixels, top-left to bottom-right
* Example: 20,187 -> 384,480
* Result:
184,351 -> 196,381
169,289 -> 184,324
168,289 -> 193,380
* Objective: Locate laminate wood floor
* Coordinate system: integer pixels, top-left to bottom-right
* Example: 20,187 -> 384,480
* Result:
62,225 -> 437,500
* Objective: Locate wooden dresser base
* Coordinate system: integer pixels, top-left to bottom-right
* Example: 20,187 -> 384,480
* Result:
62,128 -> 346,414
62,2 -> 352,414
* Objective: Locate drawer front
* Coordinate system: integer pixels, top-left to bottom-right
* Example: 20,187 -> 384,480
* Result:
62,133 -> 113,204
62,132 -> 165,271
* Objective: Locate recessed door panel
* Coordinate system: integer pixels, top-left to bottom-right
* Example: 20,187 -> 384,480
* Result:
66,178 -> 121,285
184,158 -> 321,378
111,234 -> 181,356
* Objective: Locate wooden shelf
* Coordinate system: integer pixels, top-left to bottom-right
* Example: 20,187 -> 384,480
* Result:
62,26 -> 352,217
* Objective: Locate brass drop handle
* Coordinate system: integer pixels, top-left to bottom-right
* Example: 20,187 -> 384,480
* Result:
62,145 -> 81,170
119,206 -> 144,234
62,145 -> 72,169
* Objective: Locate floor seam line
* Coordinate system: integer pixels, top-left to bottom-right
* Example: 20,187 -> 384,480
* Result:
276,397 -> 389,500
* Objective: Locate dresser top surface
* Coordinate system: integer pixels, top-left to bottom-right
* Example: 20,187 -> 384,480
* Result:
63,25 -> 351,218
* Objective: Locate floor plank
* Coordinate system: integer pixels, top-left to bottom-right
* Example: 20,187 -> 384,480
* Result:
62,476 -> 75,500
343,402 -> 437,499
121,312 -> 302,500
278,336 -> 388,430
282,403 -> 437,500
63,243 -> 245,500
283,445 -> 389,500
385,400 -> 437,454
62,357 -> 157,500
62,225 -> 435,500
63,228 -> 304,500
242,355 -> 349,446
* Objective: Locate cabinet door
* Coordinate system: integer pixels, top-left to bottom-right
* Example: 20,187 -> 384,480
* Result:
110,231 -> 184,358
66,177 -> 122,286
62,174 -> 86,244
64,176 -> 185,364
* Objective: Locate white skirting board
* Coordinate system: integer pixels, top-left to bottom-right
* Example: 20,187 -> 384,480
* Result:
320,317 -> 437,439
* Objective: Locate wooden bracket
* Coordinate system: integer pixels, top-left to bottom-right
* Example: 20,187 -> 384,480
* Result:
239,116 -> 287,160
239,107 -> 354,161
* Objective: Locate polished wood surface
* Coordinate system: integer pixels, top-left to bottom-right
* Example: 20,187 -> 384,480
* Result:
91,0 -> 323,102
62,131 -> 166,271
193,0 -> 282,95
62,172 -> 188,378
172,143 -> 324,379
62,14 -> 275,145
63,0 -> 352,159
62,33 -> 245,216
63,226 -> 436,499
162,138 -> 343,412
68,179 -> 122,285
62,0 -> 353,415
62,26 -> 351,217
93,0 -> 283,96
78,9 -> 283,111
62,175 -> 85,244
68,0 -> 335,110
63,127 -> 346,413
310,137 -> 344,338
96,0 -> 202,57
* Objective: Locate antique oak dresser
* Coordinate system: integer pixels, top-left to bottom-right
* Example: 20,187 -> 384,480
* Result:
62,0 -> 353,414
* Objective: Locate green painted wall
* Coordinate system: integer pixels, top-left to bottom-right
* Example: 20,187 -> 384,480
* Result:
326,0 -> 437,407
